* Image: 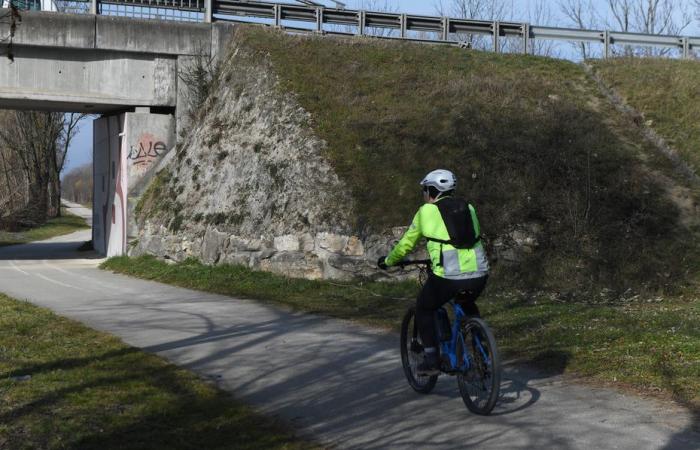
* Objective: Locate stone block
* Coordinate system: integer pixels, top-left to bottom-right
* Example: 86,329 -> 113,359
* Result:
316,232 -> 348,253
274,234 -> 300,252
342,236 -> 364,256
300,233 -> 315,252
229,236 -> 263,252
260,252 -> 323,280
201,228 -> 228,264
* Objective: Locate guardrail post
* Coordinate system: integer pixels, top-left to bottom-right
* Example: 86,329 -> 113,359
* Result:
358,10 -> 365,36
682,37 -> 690,59
522,23 -> 529,54
493,21 -> 500,53
400,14 -> 407,38
442,17 -> 449,41
204,0 -> 212,23
274,3 -> 282,28
315,7 -> 323,33
91,0 -> 97,14
603,30 -> 610,58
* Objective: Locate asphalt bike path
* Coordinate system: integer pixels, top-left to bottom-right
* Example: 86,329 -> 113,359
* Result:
0,201 -> 697,449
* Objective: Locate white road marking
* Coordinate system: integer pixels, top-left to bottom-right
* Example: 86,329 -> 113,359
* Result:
8,260 -> 30,276
33,271 -> 92,293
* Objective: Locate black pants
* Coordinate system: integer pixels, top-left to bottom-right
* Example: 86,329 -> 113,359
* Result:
416,274 -> 488,348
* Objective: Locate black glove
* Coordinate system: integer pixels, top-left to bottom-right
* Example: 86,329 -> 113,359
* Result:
377,256 -> 389,270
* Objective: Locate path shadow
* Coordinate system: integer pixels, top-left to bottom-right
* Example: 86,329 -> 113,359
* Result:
490,350 -> 569,416
0,239 -> 100,260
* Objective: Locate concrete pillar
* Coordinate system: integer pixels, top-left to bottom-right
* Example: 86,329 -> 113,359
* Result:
93,114 -> 127,257
90,0 -> 97,15
93,112 -> 175,257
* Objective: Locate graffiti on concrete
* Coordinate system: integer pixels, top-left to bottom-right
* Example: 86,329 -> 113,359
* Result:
128,133 -> 168,167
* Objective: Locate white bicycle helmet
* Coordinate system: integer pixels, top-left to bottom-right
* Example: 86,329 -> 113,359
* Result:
420,169 -> 457,192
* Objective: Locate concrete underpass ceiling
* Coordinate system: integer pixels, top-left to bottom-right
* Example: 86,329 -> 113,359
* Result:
0,98 -> 149,114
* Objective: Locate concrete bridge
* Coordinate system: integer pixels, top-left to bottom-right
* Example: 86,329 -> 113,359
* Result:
0,10 -> 234,256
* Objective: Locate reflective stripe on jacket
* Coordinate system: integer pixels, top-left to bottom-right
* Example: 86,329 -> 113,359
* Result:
385,197 -> 489,279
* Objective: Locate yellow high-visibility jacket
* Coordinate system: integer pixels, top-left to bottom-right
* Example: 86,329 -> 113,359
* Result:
385,197 -> 489,279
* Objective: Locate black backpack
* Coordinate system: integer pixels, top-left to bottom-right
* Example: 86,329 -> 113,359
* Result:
426,197 -> 481,249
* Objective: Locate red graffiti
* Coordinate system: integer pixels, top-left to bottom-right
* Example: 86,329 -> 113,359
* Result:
128,133 -> 167,166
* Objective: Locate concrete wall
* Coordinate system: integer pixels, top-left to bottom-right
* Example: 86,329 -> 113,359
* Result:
93,111 -> 175,257
124,111 -> 176,241
0,46 -> 177,112
1,11 -> 212,55
93,114 -> 127,257
0,10 -> 235,113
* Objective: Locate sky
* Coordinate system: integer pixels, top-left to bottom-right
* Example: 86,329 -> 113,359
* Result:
62,0 -> 700,175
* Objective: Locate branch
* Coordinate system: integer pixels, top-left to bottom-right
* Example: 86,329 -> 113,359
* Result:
1,1 -> 21,61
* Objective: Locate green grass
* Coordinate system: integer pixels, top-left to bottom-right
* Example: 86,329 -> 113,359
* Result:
0,292 -> 319,450
102,256 -> 700,412
0,208 -> 90,247
142,26 -> 700,295
591,58 -> 700,174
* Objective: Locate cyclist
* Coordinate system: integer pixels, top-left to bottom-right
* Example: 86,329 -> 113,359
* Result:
378,169 -> 489,375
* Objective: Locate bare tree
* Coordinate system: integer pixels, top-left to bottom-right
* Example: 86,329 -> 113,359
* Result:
605,0 -> 635,55
633,0 -> 691,55
0,1 -> 21,61
61,163 -> 92,206
559,0 -> 600,59
605,0 -> 690,56
0,111 -> 86,224
513,0 -> 561,57
434,0 -> 513,51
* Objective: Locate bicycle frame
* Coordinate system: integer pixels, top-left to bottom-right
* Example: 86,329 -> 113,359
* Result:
396,259 -> 492,376
439,301 -> 491,374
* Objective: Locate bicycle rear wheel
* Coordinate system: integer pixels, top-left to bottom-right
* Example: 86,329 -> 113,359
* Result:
456,317 -> 501,415
400,306 -> 437,394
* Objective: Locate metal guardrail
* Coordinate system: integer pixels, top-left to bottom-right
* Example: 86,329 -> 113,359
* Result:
207,0 -> 699,57
10,0 -> 699,57
100,0 -> 203,12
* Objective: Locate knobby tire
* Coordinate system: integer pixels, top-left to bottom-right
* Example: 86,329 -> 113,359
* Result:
400,306 -> 437,394
457,317 -> 501,415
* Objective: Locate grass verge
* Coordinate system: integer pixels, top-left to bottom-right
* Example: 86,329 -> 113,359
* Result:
591,58 -> 700,174
102,256 -> 699,412
0,291 -> 319,450
0,208 -> 90,247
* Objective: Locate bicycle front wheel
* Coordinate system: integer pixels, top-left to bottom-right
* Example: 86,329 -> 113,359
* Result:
400,306 -> 437,394
456,317 -> 501,415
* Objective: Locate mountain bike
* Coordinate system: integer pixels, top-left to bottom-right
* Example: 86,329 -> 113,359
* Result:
397,260 -> 501,415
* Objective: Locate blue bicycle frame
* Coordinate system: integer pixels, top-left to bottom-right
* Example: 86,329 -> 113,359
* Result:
439,301 -> 491,373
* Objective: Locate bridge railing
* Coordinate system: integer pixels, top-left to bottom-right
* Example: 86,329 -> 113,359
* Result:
7,0 -> 699,57
207,0 -> 698,58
